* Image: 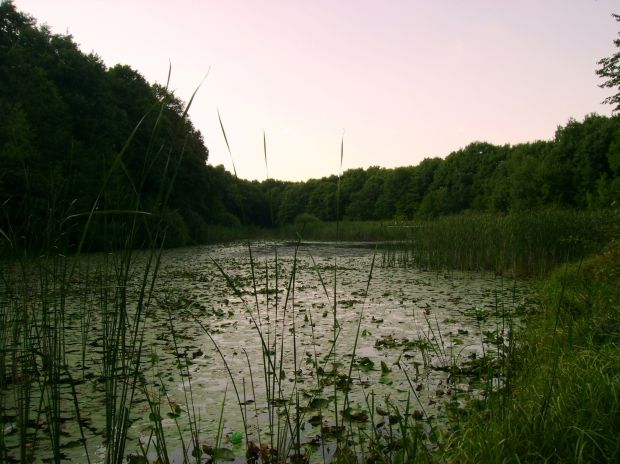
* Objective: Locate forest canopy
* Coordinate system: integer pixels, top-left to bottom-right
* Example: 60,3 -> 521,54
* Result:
1,1 -> 619,251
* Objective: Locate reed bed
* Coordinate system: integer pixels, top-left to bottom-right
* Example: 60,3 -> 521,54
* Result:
0,249 -> 164,463
381,209 -> 618,277
0,79 -> 201,463
2,231 -> 610,463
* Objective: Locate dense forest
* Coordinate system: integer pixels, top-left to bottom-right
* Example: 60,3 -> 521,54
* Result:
1,1 -> 619,251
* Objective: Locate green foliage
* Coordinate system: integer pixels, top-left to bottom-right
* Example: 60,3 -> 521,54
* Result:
597,14 -> 620,112
215,211 -> 242,228
0,1 -> 212,253
258,115 -> 620,227
293,212 -> 322,227
307,178 -> 338,220
446,242 -> 620,463
2,1 -> 620,251
347,170 -> 387,220
160,208 -> 190,247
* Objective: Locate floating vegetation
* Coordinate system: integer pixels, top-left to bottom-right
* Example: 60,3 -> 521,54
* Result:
0,242 -> 534,462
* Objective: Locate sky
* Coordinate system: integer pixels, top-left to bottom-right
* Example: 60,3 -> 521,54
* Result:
12,0 -> 620,182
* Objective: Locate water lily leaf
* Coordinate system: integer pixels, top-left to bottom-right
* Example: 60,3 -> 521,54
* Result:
357,356 -> 374,371
342,407 -> 369,422
231,431 -> 243,444
127,455 -> 149,464
321,425 -> 345,439
309,397 -> 330,409
212,447 -> 236,461
380,361 -> 391,374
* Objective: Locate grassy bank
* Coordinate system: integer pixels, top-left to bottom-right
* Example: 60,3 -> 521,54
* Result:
445,241 -> 620,463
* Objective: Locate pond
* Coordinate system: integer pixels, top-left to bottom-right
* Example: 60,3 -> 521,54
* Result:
0,241 -> 536,463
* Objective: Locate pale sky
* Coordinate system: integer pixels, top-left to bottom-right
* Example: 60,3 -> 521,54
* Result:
12,0 -> 619,182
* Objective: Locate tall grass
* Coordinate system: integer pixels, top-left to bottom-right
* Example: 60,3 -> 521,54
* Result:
381,209 -> 618,277
273,209 -> 618,278
446,241 -> 620,463
0,77 -> 205,463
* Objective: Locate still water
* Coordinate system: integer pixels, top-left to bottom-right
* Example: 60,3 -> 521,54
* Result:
1,242 -> 535,462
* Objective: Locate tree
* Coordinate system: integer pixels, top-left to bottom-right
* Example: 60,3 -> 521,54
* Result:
346,172 -> 385,220
307,180 -> 337,221
597,14 -> 620,112
0,1 -> 220,250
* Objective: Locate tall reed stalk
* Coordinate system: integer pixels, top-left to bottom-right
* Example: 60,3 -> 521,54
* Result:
0,74 -> 204,463
381,209 -> 617,277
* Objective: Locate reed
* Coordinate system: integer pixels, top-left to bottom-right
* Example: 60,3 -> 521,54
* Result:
381,209 -> 618,277
0,77 -> 206,463
446,241 -> 620,463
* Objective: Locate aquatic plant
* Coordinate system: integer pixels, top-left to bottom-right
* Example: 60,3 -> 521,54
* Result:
381,209 -> 618,277
446,241 -> 620,463
0,73 -> 206,463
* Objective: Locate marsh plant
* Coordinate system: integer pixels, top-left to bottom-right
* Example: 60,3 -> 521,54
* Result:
0,76 -> 204,463
145,240 -> 533,463
445,242 -> 620,463
380,209 -> 618,277
0,204 -> 540,464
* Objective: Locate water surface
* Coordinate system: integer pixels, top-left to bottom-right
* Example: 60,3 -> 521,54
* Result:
1,241 -> 535,462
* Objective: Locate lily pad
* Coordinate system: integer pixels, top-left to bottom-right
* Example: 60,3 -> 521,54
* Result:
380,361 -> 391,374
308,397 -> 330,409
230,431 -> 243,444
212,447 -> 236,461
342,407 -> 369,423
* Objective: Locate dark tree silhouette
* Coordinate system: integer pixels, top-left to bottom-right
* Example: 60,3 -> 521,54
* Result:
597,14 -> 620,112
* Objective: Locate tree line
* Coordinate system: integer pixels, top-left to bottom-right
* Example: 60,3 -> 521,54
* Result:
1,1 -> 619,251
0,1 -> 225,250
223,113 -> 620,225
